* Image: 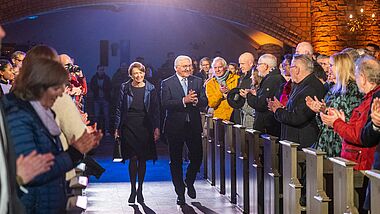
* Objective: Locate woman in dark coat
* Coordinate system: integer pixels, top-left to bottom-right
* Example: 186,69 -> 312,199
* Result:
2,57 -> 101,213
114,62 -> 160,204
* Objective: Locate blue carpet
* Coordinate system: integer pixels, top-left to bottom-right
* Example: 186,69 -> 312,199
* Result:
89,155 -> 174,183
89,138 -> 203,183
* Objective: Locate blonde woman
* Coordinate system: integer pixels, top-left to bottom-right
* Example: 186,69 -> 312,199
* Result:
306,52 -> 363,157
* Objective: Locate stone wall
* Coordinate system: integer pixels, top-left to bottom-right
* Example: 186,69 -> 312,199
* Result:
311,0 -> 380,55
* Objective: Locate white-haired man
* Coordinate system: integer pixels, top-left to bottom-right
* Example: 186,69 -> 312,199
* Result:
245,54 -> 285,136
161,55 -> 207,205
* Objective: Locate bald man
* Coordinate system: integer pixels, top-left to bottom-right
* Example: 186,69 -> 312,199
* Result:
59,54 -> 73,65
295,42 -> 314,59
234,52 -> 255,126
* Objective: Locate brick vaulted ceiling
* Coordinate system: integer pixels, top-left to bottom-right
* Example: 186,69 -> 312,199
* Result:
1,0 -> 379,54
0,0 -> 311,47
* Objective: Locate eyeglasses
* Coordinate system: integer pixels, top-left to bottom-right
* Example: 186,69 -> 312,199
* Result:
257,63 -> 266,66
180,65 -> 192,69
201,64 -> 210,67
14,58 -> 23,62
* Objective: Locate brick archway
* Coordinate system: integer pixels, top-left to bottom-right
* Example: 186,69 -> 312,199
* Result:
0,0 -> 311,47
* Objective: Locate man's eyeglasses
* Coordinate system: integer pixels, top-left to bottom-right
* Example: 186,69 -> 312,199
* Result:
180,65 -> 192,69
14,58 -> 23,62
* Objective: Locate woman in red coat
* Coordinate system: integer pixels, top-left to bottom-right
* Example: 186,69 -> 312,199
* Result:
320,55 -> 380,170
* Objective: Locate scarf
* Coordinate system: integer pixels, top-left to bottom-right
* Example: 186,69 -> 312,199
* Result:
215,70 -> 230,86
30,101 -> 61,137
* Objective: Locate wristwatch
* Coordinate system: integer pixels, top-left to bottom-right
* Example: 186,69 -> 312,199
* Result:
372,123 -> 380,133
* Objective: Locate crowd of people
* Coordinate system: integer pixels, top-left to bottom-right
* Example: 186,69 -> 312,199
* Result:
1,19 -> 380,213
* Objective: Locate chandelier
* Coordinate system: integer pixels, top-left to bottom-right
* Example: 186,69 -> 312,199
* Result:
347,1 -> 378,33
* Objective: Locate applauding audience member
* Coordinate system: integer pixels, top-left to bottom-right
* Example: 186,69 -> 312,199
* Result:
247,54 -> 285,136
206,57 -> 239,121
2,57 -> 102,213
270,54 -> 325,147
320,55 -> 380,170
306,52 -> 362,157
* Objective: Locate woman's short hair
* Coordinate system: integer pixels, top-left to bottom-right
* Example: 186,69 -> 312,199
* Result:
331,52 -> 355,94
128,62 -> 146,76
13,58 -> 68,100
24,45 -> 59,65
355,55 -> 380,85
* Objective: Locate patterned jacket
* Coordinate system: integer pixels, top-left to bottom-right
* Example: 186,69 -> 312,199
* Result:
316,81 -> 363,157
2,93 -> 74,214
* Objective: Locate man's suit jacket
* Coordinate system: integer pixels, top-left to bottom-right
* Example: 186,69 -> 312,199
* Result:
161,74 -> 207,135
274,74 -> 325,148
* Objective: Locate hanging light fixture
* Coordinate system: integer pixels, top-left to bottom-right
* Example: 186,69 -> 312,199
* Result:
347,1 -> 378,33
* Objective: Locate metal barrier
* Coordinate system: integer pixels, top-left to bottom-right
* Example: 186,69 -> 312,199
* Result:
206,114 -> 215,185
262,135 -> 281,214
280,140 -> 302,214
234,124 -> 250,213
246,128 -> 263,214
224,120 -> 237,203
329,157 -> 359,214
303,148 -> 331,214
214,118 -> 225,194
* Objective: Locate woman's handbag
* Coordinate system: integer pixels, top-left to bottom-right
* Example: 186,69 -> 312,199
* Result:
113,137 -> 123,162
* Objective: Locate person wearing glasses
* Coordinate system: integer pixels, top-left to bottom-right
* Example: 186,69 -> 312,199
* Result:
161,55 -> 207,205
11,50 -> 25,77
245,54 -> 285,137
194,57 -> 212,85
268,54 -> 325,146
206,57 -> 239,121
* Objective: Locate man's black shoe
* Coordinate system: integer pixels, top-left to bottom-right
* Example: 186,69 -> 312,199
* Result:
187,184 -> 196,199
176,196 -> 186,205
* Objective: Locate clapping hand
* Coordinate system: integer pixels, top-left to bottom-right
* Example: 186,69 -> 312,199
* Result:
305,96 -> 326,113
239,89 -> 248,98
17,150 -> 55,184
71,130 -> 102,154
371,98 -> 380,127
319,108 -> 344,128
268,97 -> 284,112
184,90 -> 198,104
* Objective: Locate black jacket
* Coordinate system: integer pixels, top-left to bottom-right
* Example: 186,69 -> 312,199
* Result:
89,73 -> 112,101
274,73 -> 325,147
114,80 -> 160,131
247,68 -> 285,136
161,75 -> 207,135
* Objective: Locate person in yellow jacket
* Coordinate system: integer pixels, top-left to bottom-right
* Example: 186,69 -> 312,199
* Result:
206,57 -> 239,121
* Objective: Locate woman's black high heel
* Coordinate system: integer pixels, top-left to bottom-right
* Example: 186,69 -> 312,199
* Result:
128,190 -> 137,204
137,189 -> 144,204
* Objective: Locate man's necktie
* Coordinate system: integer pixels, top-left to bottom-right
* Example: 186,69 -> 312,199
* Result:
181,78 -> 188,95
181,78 -> 190,122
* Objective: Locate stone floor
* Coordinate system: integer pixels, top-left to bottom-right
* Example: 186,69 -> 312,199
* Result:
85,181 -> 241,214
84,137 -> 242,214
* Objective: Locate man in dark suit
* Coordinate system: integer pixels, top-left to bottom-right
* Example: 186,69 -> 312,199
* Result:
269,54 -> 325,147
246,54 -> 285,137
161,55 -> 207,205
